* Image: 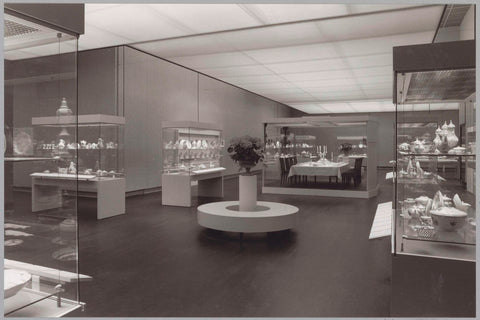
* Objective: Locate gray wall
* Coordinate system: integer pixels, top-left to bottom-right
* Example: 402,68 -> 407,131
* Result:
122,46 -> 292,192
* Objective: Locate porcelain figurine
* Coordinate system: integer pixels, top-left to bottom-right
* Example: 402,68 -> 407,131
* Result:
173,141 -> 179,149
98,138 -> 104,149
84,169 -> 92,175
91,143 -> 98,149
186,140 -> 192,149
432,190 -> 445,211
406,158 -> 414,176
67,143 -> 75,150
165,141 -> 173,149
433,134 -> 442,148
58,139 -> 66,150
96,170 -> 102,176
415,161 -> 424,177
80,140 -> 87,149
202,140 -> 208,149
68,161 -> 76,174
56,98 -> 73,116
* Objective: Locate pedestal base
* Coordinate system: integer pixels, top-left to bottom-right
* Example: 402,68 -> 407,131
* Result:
197,201 -> 298,233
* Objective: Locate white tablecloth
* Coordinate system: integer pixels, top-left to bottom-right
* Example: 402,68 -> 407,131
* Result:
288,162 -> 350,179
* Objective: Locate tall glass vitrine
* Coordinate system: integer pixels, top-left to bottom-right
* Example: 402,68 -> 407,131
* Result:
393,41 -> 476,261
4,10 -> 90,317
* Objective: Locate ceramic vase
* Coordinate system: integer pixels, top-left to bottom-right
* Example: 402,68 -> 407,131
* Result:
56,98 -> 73,116
446,120 -> 458,148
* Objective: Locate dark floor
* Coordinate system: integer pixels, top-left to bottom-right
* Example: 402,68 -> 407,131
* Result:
67,168 -> 392,317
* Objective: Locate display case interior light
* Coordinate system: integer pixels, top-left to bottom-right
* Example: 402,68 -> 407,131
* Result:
398,69 -> 476,104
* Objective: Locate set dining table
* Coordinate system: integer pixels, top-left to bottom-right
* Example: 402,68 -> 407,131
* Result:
287,159 -> 350,180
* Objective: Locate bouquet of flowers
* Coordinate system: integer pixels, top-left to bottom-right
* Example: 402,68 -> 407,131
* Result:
227,135 -> 264,174
339,142 -> 353,155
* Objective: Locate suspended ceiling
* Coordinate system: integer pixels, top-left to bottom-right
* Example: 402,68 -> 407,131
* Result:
5,4 -> 470,114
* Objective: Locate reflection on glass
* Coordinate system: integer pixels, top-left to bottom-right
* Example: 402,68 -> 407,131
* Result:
4,12 -> 81,316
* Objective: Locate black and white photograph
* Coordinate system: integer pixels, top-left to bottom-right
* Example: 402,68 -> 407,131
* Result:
2,1 -> 478,318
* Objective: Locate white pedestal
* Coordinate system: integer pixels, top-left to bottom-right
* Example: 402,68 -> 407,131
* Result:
197,201 -> 299,233
239,174 -> 257,211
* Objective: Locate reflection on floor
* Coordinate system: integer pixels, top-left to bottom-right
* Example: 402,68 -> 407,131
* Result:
264,174 -> 367,190
65,168 -> 393,317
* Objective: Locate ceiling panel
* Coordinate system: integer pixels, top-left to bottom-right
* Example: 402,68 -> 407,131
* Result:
281,69 -> 354,82
79,24 -> 132,50
133,34 -> 234,58
170,52 -> 257,69
243,42 -> 339,64
243,4 -> 349,24
348,4 -> 420,14
334,31 -> 435,57
79,4 -> 448,114
266,58 -> 348,74
220,74 -> 285,85
147,4 -> 261,33
344,53 -> 391,68
197,65 -> 273,78
316,5 -> 443,42
215,22 -> 326,52
86,5 -> 188,42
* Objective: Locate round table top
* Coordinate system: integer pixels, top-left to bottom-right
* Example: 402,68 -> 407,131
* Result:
197,201 -> 299,218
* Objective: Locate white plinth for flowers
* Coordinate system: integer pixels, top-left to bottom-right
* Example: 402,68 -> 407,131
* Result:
239,174 -> 257,211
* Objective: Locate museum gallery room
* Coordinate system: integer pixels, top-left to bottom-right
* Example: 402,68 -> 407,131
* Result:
2,2 -> 478,318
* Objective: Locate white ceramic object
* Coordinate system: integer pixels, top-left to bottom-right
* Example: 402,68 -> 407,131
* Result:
446,131 -> 459,148
430,207 -> 467,232
239,174 -> 257,211
4,269 -> 31,299
433,134 -> 442,148
56,98 -> 73,116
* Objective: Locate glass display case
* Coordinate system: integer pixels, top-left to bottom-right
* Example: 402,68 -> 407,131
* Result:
294,135 -> 316,162
162,121 -> 225,207
393,41 -> 476,261
263,116 -> 377,197
4,10 -> 91,317
162,122 -> 225,175
32,113 -> 125,179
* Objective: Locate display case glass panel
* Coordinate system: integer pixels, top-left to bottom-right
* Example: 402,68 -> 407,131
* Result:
32,114 -> 125,180
394,71 -> 476,261
4,12 -> 86,317
263,118 -> 372,192
162,124 -> 224,175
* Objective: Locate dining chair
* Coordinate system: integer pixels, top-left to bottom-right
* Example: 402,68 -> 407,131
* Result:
342,158 -> 363,187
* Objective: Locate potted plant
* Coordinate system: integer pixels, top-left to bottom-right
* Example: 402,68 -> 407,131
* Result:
227,135 -> 264,211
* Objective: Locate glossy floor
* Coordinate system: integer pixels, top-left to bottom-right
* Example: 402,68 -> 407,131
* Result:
71,169 -> 392,317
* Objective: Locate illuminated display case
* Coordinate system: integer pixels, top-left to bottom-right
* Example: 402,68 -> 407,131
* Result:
162,122 -> 224,175
161,121 -> 225,207
393,40 -> 476,262
4,10 -> 91,317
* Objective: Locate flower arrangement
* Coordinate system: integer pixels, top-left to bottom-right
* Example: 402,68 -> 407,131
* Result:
227,135 -> 264,174
339,142 -> 353,155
